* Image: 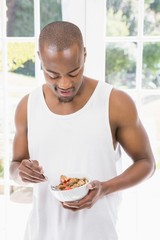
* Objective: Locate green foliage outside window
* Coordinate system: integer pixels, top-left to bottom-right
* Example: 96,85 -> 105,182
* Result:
8,43 -> 35,76
106,45 -> 135,75
7,0 -> 34,37
106,0 -> 137,36
143,43 -> 160,87
7,0 -> 62,37
105,43 -> 136,88
0,160 -> 4,178
144,0 -> 160,36
5,0 -> 62,76
106,0 -> 160,88
40,0 -> 62,30
143,43 -> 160,72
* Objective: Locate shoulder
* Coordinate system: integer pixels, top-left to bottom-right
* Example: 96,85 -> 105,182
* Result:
15,85 -> 43,125
14,94 -> 29,129
16,94 -> 29,114
110,88 -> 136,109
15,86 -> 42,117
109,88 -> 138,128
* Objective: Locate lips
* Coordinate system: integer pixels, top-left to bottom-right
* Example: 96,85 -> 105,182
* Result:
58,88 -> 74,97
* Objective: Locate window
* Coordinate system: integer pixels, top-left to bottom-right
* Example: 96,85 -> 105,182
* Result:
106,1 -> 160,240
1,1 -> 159,240
1,1 -> 105,239
0,1 -> 62,239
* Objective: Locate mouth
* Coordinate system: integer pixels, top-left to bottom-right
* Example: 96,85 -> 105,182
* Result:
57,88 -> 74,98
52,86 -> 75,103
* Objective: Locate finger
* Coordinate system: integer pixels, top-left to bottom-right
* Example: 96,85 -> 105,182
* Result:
62,204 -> 79,211
62,182 -> 100,210
28,160 -> 44,172
63,200 -> 80,208
62,200 -> 91,211
22,176 -> 46,183
62,202 -> 82,211
88,181 -> 99,190
62,186 -> 96,208
30,160 -> 39,165
63,198 -> 92,210
19,168 -> 46,181
20,173 -> 47,183
22,160 -> 44,175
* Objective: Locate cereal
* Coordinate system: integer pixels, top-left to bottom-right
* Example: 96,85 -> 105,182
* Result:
55,175 -> 88,190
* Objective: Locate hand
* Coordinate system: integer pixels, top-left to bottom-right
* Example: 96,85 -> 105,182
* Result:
62,180 -> 104,211
18,159 -> 47,183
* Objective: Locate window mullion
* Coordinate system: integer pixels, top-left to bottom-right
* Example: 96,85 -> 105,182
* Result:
2,1 -> 10,240
34,0 -> 41,85
135,0 -> 145,109
61,0 -> 86,37
85,0 -> 106,81
136,0 -> 145,89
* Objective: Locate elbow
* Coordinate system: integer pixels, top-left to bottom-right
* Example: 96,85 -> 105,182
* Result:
152,161 -> 156,176
9,161 -> 20,181
148,157 -> 156,178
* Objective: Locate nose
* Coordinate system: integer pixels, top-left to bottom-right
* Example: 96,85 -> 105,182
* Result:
58,76 -> 72,89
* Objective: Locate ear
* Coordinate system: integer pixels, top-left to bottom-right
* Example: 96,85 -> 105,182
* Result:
84,47 -> 87,62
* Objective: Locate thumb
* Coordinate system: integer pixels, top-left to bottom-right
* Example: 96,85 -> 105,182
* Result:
88,181 -> 98,190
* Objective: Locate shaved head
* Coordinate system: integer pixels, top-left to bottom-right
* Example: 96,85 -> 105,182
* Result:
39,21 -> 84,52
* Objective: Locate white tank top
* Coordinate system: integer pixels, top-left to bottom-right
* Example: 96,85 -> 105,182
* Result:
25,81 -> 122,240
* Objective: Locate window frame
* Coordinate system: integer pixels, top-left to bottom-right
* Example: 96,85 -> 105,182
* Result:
1,1 -> 159,240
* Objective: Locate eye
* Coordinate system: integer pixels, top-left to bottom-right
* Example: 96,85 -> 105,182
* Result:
69,73 -> 79,78
68,70 -> 80,78
48,74 -> 60,80
50,76 -> 59,80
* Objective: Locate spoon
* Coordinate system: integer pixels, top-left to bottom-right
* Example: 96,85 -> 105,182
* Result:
51,185 -> 60,191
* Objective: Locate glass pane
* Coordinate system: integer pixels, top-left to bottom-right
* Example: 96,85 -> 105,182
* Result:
7,42 -> 36,134
0,184 -> 5,239
106,0 -> 138,36
144,0 -> 160,36
6,0 -> 34,37
0,41 -> 3,179
10,185 -> 33,203
4,41 -> 35,239
8,42 -> 35,79
8,185 -> 32,240
0,39 -> 4,236
142,42 -> 160,89
105,42 -> 137,89
0,4 -> 2,37
136,95 -> 160,240
0,132 -> 4,179
0,41 -> 2,71
40,0 -> 62,30
0,142 -> 4,179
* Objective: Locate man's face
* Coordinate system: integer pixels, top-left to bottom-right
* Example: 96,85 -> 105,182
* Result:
39,44 -> 86,102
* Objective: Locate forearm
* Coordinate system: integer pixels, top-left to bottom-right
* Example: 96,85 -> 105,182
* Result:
102,159 -> 155,195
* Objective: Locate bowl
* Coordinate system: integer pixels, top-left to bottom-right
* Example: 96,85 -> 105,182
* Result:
49,173 -> 90,202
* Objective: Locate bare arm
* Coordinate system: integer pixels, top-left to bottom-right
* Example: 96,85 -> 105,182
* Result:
102,89 -> 156,194
10,95 -> 47,184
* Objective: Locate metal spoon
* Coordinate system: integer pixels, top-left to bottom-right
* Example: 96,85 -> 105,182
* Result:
51,185 -> 60,191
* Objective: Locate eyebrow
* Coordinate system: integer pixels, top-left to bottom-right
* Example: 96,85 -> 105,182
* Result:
46,67 -> 80,75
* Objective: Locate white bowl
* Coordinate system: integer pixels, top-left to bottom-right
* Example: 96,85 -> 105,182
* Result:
49,173 -> 90,202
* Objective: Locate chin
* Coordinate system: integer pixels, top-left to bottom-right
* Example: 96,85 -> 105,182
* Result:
58,96 -> 74,103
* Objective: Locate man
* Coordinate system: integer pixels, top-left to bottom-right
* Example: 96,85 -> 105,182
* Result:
10,21 -> 155,240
